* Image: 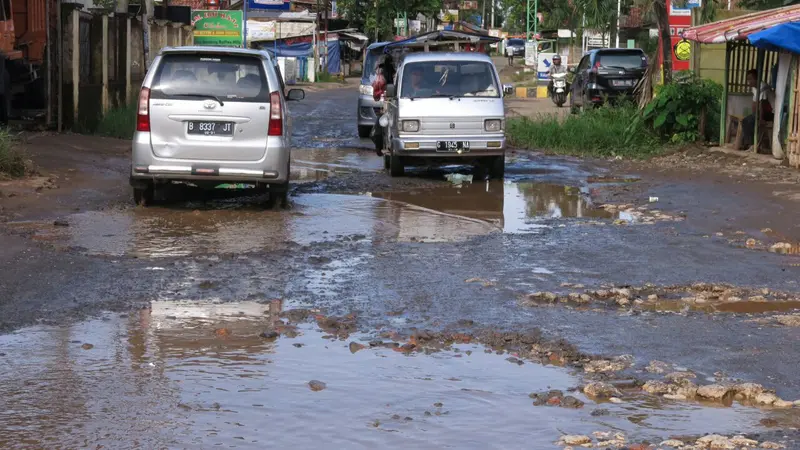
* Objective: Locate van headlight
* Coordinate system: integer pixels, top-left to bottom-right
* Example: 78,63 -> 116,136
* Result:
401,120 -> 419,132
359,84 -> 373,96
484,119 -> 502,132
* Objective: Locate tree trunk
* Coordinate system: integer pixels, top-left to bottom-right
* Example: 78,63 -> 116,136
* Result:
653,0 -> 672,84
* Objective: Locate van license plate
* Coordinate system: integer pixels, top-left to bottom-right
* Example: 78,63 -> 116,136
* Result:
187,121 -> 234,136
437,141 -> 470,152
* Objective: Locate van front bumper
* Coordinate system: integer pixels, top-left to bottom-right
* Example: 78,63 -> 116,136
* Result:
391,135 -> 506,157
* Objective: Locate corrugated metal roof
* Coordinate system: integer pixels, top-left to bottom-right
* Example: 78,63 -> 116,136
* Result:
681,4 -> 800,43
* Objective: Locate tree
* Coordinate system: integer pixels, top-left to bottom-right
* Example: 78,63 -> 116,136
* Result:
337,0 -> 441,39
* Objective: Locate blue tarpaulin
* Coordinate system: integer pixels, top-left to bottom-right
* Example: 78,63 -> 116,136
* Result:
748,21 -> 800,54
255,40 -> 341,73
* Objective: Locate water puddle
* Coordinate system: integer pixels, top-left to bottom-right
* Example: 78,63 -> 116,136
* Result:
374,181 -> 614,233
0,301 -> 782,448
7,194 -> 497,257
292,148 -> 383,179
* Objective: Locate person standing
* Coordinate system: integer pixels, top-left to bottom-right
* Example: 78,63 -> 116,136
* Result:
740,69 -> 773,152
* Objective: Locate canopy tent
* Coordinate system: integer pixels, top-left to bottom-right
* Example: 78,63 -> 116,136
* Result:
680,5 -> 800,160
680,4 -> 800,43
254,38 -> 341,74
747,21 -> 800,54
383,29 -> 500,53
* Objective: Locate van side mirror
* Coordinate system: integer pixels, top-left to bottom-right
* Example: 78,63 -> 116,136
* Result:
287,88 -> 305,101
386,84 -> 397,98
503,84 -> 514,95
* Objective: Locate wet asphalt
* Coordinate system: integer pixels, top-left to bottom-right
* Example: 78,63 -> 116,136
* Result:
2,86 -> 800,447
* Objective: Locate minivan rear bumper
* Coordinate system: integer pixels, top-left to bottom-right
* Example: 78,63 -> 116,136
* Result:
130,132 -> 290,185
586,85 -> 637,103
392,134 -> 506,157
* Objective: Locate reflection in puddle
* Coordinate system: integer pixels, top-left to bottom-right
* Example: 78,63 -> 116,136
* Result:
0,301 -> 781,449
374,181 -> 614,233
8,194 -> 497,257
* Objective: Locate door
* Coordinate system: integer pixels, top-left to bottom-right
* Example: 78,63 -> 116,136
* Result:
147,53 -> 273,162
573,56 -> 590,106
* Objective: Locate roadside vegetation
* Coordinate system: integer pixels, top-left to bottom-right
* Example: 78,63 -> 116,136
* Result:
507,72 -> 722,158
0,127 -> 27,178
94,103 -> 137,140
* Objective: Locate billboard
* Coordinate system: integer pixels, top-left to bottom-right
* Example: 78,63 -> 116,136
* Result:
247,0 -> 291,10
192,10 -> 243,47
461,0 -> 478,9
669,0 -> 701,17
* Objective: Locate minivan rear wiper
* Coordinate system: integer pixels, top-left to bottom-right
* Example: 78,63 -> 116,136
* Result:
175,93 -> 225,106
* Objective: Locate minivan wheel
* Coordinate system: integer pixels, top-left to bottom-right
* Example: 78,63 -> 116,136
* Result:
133,186 -> 154,206
358,125 -> 372,138
389,153 -> 404,177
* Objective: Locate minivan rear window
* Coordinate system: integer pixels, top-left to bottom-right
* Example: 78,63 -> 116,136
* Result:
597,52 -> 645,69
151,54 -> 270,102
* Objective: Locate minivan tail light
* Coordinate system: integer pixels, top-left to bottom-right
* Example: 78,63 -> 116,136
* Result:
268,91 -> 282,136
136,87 -> 150,132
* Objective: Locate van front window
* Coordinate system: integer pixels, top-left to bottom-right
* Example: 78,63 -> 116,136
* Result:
400,61 -> 499,99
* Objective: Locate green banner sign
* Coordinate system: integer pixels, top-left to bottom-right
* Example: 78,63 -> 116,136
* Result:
191,10 -> 243,47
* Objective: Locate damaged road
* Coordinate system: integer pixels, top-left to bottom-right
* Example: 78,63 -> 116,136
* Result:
2,86 -> 800,448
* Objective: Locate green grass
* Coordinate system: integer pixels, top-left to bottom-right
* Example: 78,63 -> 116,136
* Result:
95,103 -> 137,140
0,128 -> 26,178
316,71 -> 345,83
506,104 -> 665,159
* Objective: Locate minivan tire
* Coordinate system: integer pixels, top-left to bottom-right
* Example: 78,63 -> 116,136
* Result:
133,186 -> 154,206
389,153 -> 404,177
358,125 -> 372,138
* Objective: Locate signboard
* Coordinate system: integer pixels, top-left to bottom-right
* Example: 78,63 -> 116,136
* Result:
247,20 -> 276,41
461,0 -> 478,9
674,39 -> 691,61
192,10 -> 243,47
669,0 -> 701,17
524,40 -> 537,67
409,20 -> 421,33
247,0 -> 291,10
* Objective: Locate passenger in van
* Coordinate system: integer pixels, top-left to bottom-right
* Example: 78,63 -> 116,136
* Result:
405,66 -> 428,97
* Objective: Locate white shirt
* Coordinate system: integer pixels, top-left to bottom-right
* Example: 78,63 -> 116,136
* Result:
752,82 -> 771,102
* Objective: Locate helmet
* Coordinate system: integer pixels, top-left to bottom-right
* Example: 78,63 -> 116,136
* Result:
553,54 -> 562,62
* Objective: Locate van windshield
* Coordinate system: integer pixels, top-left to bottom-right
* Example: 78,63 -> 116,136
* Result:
597,52 -> 645,69
362,48 -> 384,83
151,54 -> 270,103
400,61 -> 499,99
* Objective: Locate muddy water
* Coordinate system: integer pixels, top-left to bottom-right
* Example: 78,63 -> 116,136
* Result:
374,181 -> 614,232
8,194 -> 498,257
0,301 -> 778,449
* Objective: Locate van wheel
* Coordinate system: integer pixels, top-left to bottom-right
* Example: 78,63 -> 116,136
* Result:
133,186 -> 154,206
389,153 -> 404,177
358,125 -> 372,138
483,155 -> 505,179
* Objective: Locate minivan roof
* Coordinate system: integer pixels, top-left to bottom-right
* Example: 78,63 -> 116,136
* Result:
159,46 -> 269,58
401,52 -> 493,64
589,48 -> 645,54
367,41 -> 390,51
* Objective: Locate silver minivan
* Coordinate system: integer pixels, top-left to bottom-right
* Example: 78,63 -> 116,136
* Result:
129,46 -> 304,207
381,52 -> 511,177
356,42 -> 388,138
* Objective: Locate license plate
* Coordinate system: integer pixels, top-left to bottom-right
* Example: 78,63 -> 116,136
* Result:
187,121 -> 234,136
612,80 -> 635,87
436,141 -> 470,152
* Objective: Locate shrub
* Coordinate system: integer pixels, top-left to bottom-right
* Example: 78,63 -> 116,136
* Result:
507,103 -> 662,158
0,128 -> 26,178
630,71 -> 723,144
95,103 -> 137,140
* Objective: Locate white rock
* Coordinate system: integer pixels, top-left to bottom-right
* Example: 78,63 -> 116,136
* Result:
583,382 -> 621,398
696,434 -> 735,449
696,384 -> 732,400
754,392 -> 779,405
660,439 -> 686,448
560,435 -> 592,445
760,442 -> 786,449
729,435 -> 759,447
732,382 -> 764,398
773,399 -> 794,408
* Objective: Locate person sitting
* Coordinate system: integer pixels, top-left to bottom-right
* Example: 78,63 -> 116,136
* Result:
741,69 -> 774,152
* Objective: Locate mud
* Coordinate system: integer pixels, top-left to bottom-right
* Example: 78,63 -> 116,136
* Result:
1,302 -> 795,449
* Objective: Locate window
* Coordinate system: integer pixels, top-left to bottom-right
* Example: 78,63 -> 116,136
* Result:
508,39 -> 524,46
151,54 -> 270,102
400,61 -> 500,99
362,48 -> 382,83
577,56 -> 589,72
597,52 -> 646,69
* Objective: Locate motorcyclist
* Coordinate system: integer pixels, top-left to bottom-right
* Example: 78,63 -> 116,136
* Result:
547,54 -> 568,97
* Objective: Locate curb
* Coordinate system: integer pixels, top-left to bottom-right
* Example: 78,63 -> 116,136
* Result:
512,86 -> 549,99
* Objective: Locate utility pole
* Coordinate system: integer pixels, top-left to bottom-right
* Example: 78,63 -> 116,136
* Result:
242,0 -> 248,48
481,0 -> 486,29
526,0 -> 538,40
614,0 -> 621,47
491,0 -> 495,29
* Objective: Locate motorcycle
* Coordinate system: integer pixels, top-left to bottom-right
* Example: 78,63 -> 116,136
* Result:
550,72 -> 568,107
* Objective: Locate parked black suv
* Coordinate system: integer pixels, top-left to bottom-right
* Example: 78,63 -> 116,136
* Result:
569,48 -> 647,113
